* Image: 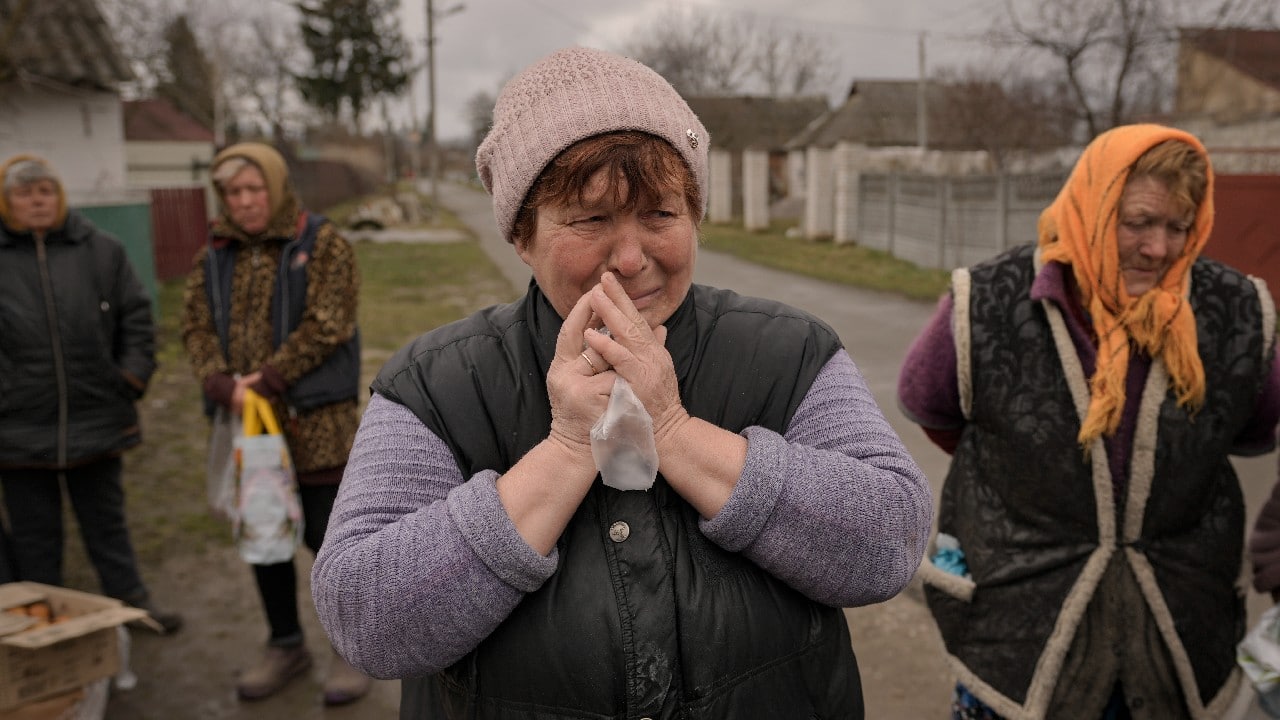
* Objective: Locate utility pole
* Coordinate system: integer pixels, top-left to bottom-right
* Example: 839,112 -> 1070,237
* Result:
425,0 -> 463,222
382,97 -> 395,184
917,31 -> 928,151
426,0 -> 438,219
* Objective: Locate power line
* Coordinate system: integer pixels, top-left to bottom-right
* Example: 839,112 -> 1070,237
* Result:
704,2 -> 992,42
523,0 -> 595,33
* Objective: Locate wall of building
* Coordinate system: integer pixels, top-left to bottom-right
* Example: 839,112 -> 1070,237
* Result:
0,84 -> 128,203
1176,51 -> 1280,122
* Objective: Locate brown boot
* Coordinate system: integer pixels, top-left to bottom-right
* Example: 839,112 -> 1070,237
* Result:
323,647 -> 372,706
236,644 -> 312,700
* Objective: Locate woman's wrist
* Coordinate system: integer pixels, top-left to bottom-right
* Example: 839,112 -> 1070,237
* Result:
540,431 -> 599,480
652,406 -> 693,459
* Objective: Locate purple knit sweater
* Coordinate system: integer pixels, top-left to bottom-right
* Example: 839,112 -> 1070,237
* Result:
312,348 -> 932,679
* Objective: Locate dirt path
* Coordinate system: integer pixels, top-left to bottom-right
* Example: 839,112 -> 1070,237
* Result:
106,548 -> 400,719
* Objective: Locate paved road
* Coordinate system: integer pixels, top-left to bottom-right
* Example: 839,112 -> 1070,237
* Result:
431,180 -> 1277,719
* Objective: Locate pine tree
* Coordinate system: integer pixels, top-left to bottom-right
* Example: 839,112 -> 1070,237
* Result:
155,15 -> 216,130
295,0 -> 410,129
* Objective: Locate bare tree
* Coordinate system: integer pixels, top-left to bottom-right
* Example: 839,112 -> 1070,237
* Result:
0,0 -> 36,80
100,0 -> 309,141
624,6 -> 834,98
933,63 -> 1075,169
222,13 -> 307,141
98,0 -> 172,96
750,26 -> 836,97
992,0 -> 1279,139
624,6 -> 751,96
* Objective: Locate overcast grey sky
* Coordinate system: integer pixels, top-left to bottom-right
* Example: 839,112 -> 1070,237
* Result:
397,0 -> 1002,141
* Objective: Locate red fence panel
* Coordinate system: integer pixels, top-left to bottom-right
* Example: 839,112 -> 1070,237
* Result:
149,187 -> 209,281
1206,174 -> 1280,298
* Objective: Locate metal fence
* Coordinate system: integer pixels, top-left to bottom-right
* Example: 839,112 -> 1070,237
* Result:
856,172 -> 1067,270
149,186 -> 209,281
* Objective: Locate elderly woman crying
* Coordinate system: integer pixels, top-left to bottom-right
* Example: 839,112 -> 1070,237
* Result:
312,46 -> 933,719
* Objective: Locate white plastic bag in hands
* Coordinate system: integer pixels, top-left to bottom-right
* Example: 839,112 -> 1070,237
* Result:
590,376 -> 659,491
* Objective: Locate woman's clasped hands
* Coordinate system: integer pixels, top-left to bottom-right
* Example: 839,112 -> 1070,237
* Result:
547,272 -> 689,466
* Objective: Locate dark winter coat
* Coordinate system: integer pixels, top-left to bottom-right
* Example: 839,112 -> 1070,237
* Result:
0,212 -> 155,469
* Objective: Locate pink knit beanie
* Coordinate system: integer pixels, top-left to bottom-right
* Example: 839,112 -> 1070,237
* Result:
475,46 -> 710,243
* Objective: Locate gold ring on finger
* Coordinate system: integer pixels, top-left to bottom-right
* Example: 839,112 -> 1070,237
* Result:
580,351 -> 599,375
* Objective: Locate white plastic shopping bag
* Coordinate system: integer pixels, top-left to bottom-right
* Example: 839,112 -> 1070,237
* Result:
206,406 -> 240,522
233,390 -> 304,564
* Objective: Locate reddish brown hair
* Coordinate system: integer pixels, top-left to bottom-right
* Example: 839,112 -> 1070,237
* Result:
510,131 -> 702,245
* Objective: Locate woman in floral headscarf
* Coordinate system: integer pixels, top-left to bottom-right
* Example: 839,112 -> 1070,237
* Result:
899,124 -> 1280,719
182,143 -> 369,705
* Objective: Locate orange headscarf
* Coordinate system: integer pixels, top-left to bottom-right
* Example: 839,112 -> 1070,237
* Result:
1037,124 -> 1213,447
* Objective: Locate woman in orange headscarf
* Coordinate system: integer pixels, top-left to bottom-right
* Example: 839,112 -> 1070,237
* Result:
899,124 -> 1280,719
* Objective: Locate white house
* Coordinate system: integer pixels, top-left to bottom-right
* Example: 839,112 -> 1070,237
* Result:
0,0 -> 134,204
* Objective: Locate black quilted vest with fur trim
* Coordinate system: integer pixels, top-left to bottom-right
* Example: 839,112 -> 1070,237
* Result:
927,244 -> 1269,711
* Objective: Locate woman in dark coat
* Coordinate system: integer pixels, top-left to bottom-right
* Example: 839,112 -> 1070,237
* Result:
0,154 -> 180,633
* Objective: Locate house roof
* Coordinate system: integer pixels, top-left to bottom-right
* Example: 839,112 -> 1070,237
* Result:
684,95 -> 829,152
787,80 -> 983,150
0,0 -> 132,89
123,98 -> 214,143
1183,27 -> 1280,93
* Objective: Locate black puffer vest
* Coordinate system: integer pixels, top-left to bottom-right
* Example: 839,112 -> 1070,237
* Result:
923,245 -> 1272,718
374,282 -> 861,720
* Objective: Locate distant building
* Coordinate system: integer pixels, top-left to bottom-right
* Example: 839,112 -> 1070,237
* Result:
123,98 -> 216,217
0,0 -> 133,203
786,80 -> 992,240
1177,28 -> 1280,124
685,95 -> 828,220
1173,27 -> 1280,174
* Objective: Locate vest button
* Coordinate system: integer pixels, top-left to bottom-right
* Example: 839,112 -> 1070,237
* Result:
608,521 -> 630,543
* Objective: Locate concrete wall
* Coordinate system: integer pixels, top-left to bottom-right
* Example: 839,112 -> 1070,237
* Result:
742,149 -> 770,231
856,171 -> 1065,270
0,84 -> 127,203
786,150 -> 806,199
708,148 -> 733,224
803,147 -> 835,239
806,142 -> 995,244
